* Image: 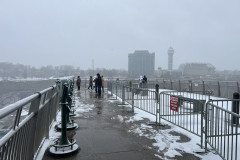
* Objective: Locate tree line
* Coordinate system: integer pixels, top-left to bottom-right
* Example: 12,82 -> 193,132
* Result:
0,62 -> 128,79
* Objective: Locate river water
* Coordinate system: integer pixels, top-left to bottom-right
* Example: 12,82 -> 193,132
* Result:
0,79 -> 56,138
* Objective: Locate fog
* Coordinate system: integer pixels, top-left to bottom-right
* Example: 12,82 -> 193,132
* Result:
0,0 -> 239,70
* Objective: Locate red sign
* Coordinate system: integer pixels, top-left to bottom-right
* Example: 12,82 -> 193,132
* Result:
170,96 -> 178,112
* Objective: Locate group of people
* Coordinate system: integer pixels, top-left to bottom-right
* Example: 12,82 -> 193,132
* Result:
76,73 -> 104,96
88,73 -> 104,95
139,75 -> 147,88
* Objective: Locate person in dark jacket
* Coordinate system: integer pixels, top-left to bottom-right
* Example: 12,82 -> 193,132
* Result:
96,73 -> 102,95
142,75 -> 147,88
88,76 -> 93,90
76,76 -> 81,90
93,76 -> 98,93
143,75 -> 147,83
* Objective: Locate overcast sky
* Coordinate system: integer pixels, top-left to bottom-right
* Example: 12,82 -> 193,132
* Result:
0,0 -> 239,70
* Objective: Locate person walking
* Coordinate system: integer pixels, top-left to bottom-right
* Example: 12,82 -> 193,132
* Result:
143,75 -> 147,88
88,76 -> 93,90
93,76 -> 98,93
96,73 -> 102,95
76,76 -> 81,90
101,75 -> 104,92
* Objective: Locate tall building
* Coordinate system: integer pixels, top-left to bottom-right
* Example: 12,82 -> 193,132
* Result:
128,50 -> 155,77
179,63 -> 215,76
168,47 -> 174,70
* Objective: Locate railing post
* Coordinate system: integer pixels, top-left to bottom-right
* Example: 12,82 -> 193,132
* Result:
129,81 -> 132,92
132,88 -> 134,112
205,103 -> 208,152
232,92 -> 239,125
202,80 -> 205,95
116,83 -> 118,99
155,84 -> 159,123
189,80 -> 193,91
170,80 -> 173,90
178,80 -> 181,91
218,81 -> 221,97
122,85 -> 125,105
110,82 -> 113,96
27,93 -> 41,160
237,82 -> 240,93
155,84 -> 159,104
201,100 -> 204,149
163,80 -> 166,89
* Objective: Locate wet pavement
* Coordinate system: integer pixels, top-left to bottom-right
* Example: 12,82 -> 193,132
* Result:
42,89 -> 202,160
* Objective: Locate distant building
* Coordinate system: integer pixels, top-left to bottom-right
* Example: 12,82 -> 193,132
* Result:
179,63 -> 215,76
128,50 -> 155,77
168,47 -> 174,70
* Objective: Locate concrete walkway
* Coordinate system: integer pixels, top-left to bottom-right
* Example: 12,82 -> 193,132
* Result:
42,89 -> 203,160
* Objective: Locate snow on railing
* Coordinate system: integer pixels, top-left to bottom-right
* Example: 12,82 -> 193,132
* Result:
0,76 -> 73,160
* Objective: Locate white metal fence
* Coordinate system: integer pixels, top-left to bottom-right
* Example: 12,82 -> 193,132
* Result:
108,80 -> 240,160
0,77 -> 70,160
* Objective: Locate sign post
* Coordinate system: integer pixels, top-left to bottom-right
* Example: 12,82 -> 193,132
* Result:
170,96 -> 178,112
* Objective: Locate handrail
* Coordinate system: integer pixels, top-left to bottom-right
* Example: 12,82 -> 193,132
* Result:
0,77 -> 73,160
0,86 -> 55,119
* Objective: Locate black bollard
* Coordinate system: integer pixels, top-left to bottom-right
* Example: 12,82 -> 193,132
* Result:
129,81 -> 132,92
232,92 -> 239,125
155,84 -> 159,103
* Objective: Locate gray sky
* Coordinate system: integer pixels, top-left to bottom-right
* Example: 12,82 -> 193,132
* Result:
0,0 -> 240,70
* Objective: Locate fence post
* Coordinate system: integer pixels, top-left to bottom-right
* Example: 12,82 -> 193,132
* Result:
122,85 -> 125,105
129,81 -> 132,92
163,80 -> 166,89
110,82 -> 113,96
205,103 -> 208,152
115,83 -> 118,99
170,80 -> 173,90
189,80 -> 193,91
155,84 -> 159,104
155,84 -> 159,124
202,81 -> 205,95
218,81 -> 221,97
237,82 -> 240,93
27,93 -> 41,160
132,88 -> 134,112
178,80 -> 181,91
232,92 -> 239,125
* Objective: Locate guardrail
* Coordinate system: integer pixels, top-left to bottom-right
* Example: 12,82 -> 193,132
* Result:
159,91 -> 212,148
107,80 -> 240,159
0,76 -> 74,160
108,82 -> 158,116
205,99 -> 240,160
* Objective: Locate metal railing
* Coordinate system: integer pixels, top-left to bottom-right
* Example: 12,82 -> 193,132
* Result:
108,82 -> 158,115
159,91 -> 212,148
0,77 -> 73,160
205,100 -> 240,160
107,80 -> 240,159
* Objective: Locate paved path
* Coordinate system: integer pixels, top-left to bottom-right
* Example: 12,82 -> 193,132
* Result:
42,89 -> 202,160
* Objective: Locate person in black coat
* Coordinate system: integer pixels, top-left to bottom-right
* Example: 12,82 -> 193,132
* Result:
96,73 -> 102,95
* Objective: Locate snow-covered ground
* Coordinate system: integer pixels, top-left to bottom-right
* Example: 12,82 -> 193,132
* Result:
36,91 -> 223,160
108,94 -> 222,159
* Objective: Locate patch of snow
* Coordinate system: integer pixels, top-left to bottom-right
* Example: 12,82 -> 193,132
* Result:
107,96 -> 222,159
74,100 -> 94,116
35,120 -> 61,160
21,110 -> 28,116
117,115 -> 124,122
